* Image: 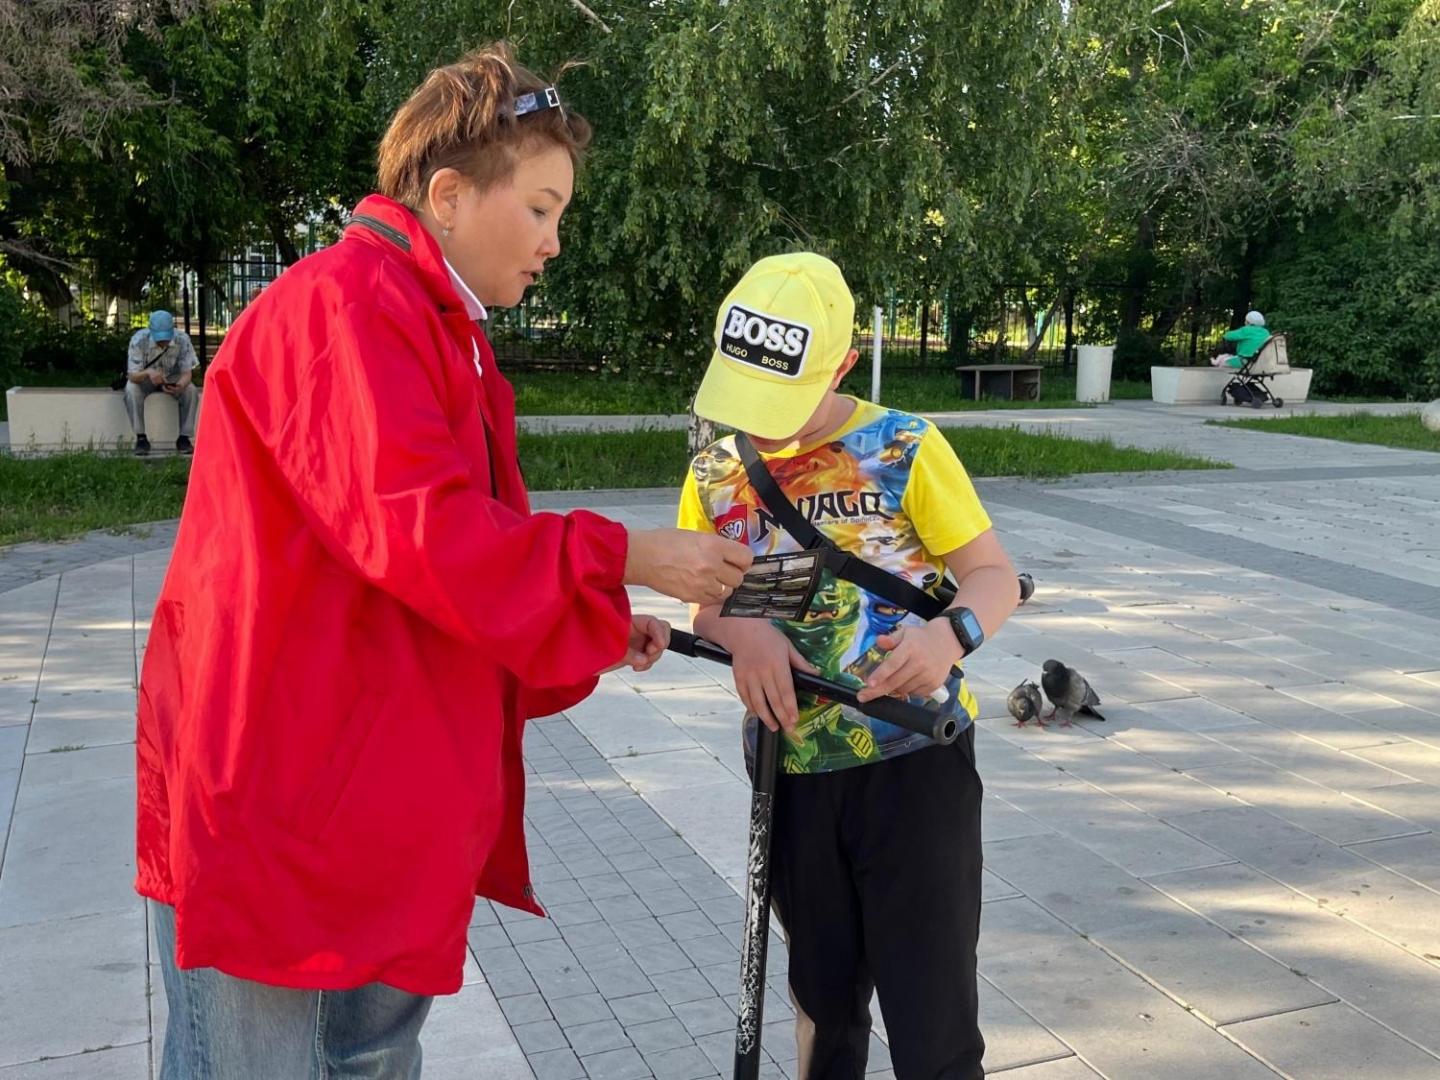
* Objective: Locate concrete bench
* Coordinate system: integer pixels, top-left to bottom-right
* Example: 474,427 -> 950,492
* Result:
5,387 -> 203,453
1149,366 -> 1313,405
955,363 -> 1043,402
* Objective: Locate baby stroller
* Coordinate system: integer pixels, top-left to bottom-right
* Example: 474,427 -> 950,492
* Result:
1223,333 -> 1289,408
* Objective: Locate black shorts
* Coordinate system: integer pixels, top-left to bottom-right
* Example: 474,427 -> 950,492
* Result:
770,727 -> 985,1080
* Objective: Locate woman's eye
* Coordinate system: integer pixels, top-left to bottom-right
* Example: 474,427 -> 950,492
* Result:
531,208 -> 548,219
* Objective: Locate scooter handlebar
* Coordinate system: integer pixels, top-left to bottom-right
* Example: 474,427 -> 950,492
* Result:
666,630 -> 958,745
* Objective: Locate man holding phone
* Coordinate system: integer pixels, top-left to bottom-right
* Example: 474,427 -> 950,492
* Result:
125,309 -> 199,455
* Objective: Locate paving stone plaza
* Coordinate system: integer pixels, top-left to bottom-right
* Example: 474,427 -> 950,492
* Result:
3,400 -> 1438,1079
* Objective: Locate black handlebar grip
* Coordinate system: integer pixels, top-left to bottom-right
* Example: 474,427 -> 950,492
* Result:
667,630 -> 956,745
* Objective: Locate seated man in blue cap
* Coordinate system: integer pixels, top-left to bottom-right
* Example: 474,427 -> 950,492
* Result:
125,310 -> 199,455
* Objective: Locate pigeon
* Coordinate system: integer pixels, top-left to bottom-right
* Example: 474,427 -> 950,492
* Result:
1017,572 -> 1035,605
1007,681 -> 1045,728
1040,660 -> 1106,726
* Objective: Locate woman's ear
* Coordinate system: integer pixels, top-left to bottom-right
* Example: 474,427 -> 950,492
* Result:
424,168 -> 464,227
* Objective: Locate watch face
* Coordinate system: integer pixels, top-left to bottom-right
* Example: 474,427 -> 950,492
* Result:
957,609 -> 983,644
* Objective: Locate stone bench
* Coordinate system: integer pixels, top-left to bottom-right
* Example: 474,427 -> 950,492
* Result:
1150,366 -> 1313,406
5,386 -> 203,453
955,363 -> 1043,402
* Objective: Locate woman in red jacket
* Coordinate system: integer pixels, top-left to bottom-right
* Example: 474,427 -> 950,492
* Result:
137,43 -> 750,1077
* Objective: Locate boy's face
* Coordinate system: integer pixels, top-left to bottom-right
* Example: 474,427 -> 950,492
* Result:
748,348 -> 861,451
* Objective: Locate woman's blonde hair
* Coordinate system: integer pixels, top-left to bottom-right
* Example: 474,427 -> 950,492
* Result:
376,42 -> 591,209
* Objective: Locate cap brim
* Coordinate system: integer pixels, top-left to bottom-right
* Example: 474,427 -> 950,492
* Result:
151,331 -> 174,341
692,350 -> 832,441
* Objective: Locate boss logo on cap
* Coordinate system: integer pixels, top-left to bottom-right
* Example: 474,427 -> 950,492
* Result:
719,304 -> 811,378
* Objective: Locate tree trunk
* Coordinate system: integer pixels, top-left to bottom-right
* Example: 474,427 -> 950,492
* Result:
1020,291 -> 1037,345
946,300 -> 972,364
994,288 -> 1008,360
919,294 -> 930,366
1122,212 -> 1154,332
1230,244 -> 1256,328
268,214 -> 302,266
1063,289 -> 1075,371
1021,293 -> 1064,362
1149,305 -> 1184,343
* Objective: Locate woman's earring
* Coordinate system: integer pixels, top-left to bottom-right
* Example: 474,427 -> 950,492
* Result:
442,224 -> 452,238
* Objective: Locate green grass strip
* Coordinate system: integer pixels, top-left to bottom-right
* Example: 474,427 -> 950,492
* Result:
2,424 -> 1224,546
0,453 -> 190,546
1208,411 -> 1437,453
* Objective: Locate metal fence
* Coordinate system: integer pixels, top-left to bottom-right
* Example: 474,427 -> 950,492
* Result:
33,251 -> 1239,378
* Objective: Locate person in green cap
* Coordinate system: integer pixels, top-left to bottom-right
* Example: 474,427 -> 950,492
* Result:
1210,309 -> 1272,370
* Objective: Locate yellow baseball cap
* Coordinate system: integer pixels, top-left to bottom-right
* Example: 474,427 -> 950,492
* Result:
693,253 -> 856,439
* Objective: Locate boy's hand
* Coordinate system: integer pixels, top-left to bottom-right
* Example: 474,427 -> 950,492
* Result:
603,615 -> 671,674
855,620 -> 963,703
719,620 -> 818,734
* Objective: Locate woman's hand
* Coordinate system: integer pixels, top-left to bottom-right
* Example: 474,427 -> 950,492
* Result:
624,528 -> 753,605
603,615 -> 671,674
855,621 -> 962,703
715,620 -> 818,734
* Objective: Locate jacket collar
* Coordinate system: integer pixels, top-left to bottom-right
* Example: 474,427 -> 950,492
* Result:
344,195 -> 475,321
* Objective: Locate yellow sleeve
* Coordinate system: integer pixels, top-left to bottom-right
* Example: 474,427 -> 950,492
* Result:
676,465 -> 718,534
902,426 -> 992,556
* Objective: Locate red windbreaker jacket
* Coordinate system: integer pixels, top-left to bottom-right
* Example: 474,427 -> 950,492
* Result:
135,195 -> 632,995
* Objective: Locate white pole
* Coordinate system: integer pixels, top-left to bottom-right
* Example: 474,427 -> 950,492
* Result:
871,305 -> 883,403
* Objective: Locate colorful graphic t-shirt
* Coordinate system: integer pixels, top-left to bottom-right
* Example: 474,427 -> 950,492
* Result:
676,397 -> 992,774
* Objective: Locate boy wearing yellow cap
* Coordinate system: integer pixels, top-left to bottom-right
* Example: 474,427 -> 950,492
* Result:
677,253 -> 1019,1079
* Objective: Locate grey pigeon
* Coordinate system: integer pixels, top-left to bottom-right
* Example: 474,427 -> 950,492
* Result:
1007,681 -> 1045,728
1040,660 -> 1106,726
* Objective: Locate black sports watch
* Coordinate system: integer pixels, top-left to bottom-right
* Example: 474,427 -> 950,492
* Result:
942,606 -> 985,657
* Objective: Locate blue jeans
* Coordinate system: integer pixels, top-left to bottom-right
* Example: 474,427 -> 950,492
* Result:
151,902 -> 433,1079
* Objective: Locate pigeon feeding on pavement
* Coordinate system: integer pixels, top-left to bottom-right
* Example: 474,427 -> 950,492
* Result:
1007,681 -> 1045,728
1040,660 -> 1106,726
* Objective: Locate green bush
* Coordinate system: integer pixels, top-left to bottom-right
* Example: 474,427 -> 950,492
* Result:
1257,212 -> 1440,400
0,279 -> 45,374
1110,327 -> 1171,382
0,278 -> 137,382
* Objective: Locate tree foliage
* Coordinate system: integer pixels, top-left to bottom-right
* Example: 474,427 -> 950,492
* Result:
1,0 -> 1435,397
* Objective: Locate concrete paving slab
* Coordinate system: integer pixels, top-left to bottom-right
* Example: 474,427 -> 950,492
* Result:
1147,862 -> 1440,1055
1348,781 -> 1440,833
1343,831 -> 1440,892
0,771 -> 133,928
565,681 -> 699,759
26,688 -> 137,753
0,905 -> 148,1068
980,909 -> 1279,1078
999,782 -> 1230,878
424,982 -> 537,1080
609,750 -> 737,795
1087,914 -> 1336,1026
987,1058 -> 1100,1079
983,834 -> 1219,936
1183,760 -> 1426,845
0,1044 -> 149,1079
639,686 -> 741,720
977,977 -> 1074,1073
1223,1000 -> 1440,1078
1205,726 -> 1408,790
0,679 -> 41,727
1101,717 -> 1249,773
1348,705 -> 1440,748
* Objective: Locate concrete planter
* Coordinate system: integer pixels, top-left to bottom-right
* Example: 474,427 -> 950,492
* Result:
1150,366 -> 1313,406
5,386 -> 202,453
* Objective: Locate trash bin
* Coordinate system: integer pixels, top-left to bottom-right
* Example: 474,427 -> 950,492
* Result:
1075,345 -> 1115,403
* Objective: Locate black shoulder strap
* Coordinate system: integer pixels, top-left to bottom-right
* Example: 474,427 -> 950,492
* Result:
734,433 -> 948,620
